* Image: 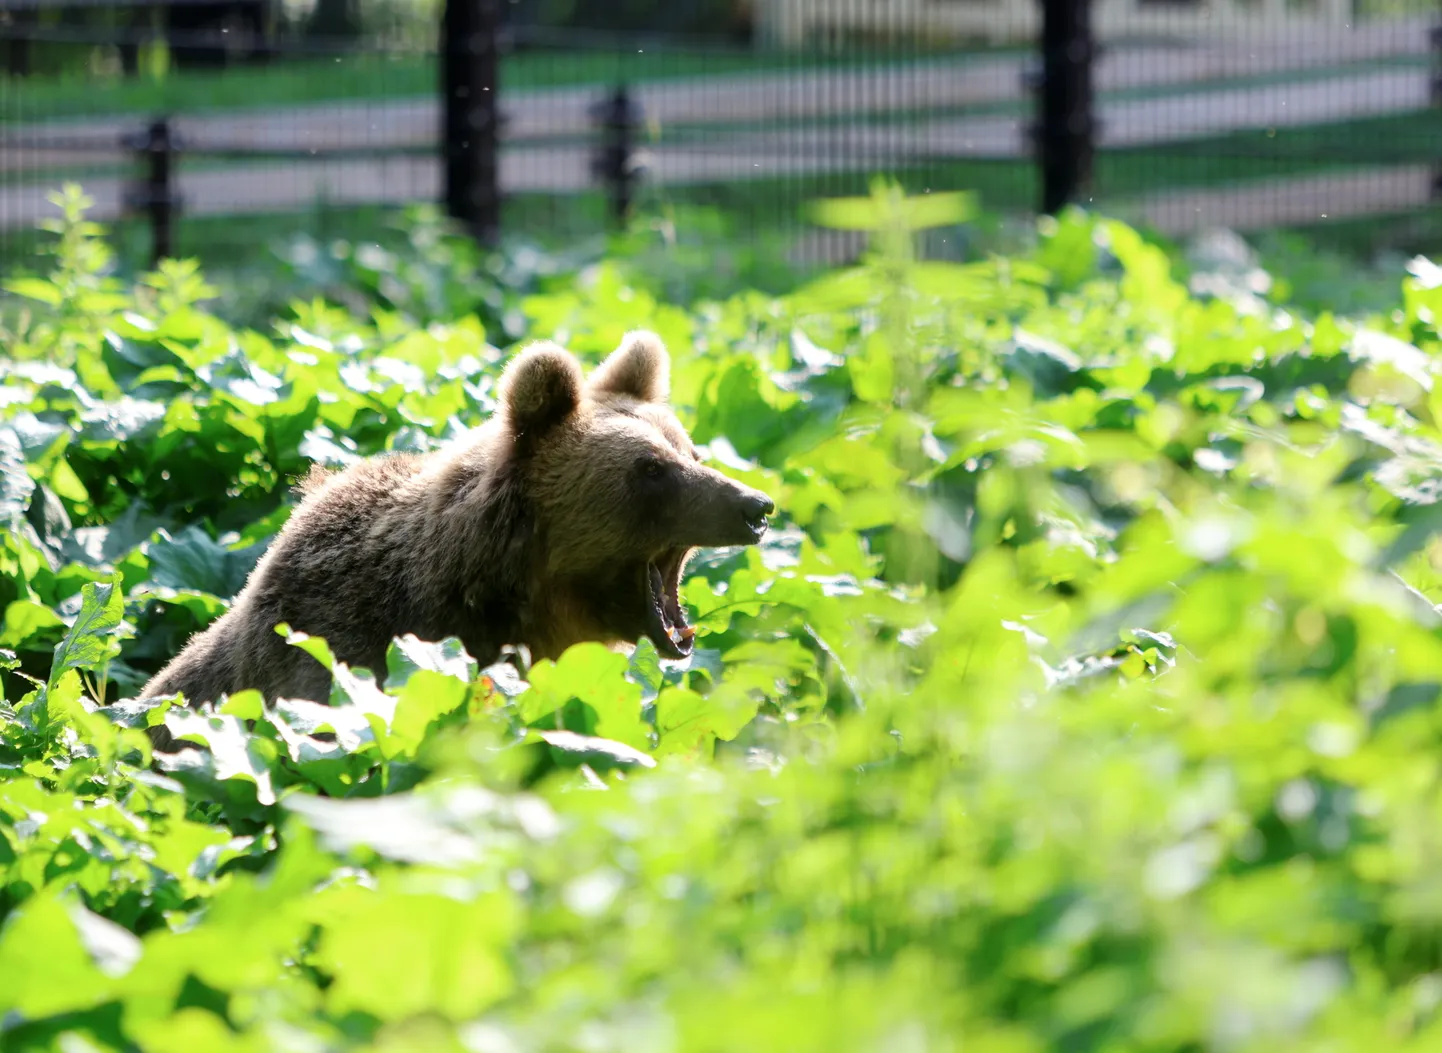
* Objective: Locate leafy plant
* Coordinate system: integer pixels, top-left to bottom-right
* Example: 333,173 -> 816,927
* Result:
3,183 -> 1442,1052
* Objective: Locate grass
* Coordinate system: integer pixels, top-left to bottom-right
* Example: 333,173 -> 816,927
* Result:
1124,109 -> 1442,170
1267,203 -> 1442,262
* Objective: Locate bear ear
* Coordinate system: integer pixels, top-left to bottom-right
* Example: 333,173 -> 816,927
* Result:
587,330 -> 670,404
497,341 -> 584,441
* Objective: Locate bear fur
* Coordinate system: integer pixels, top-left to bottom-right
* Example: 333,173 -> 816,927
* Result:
138,331 -> 774,711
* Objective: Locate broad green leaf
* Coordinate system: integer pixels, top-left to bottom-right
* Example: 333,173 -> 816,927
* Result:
808,187 -> 974,232
1037,206 -> 1099,289
128,1009 -> 269,1053
626,635 -> 665,703
385,633 -> 477,691
79,397 -> 168,443
147,525 -> 261,599
1,598 -> 66,648
278,623 -> 336,671
158,711 -> 276,806
654,686 -> 726,757
523,643 -> 648,750
390,669 -> 469,755
4,277 -> 63,305
0,427 -> 34,524
0,889 -> 115,1018
536,728 -> 657,771
48,575 -> 123,692
315,888 -> 516,1021
849,330 -> 896,404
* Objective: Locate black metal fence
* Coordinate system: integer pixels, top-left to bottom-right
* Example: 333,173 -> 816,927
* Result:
1,0 -> 1441,273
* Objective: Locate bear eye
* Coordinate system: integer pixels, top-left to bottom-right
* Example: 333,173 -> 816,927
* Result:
638,457 -> 665,479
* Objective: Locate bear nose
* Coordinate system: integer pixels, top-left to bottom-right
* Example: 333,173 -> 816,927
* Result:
742,491 -> 775,526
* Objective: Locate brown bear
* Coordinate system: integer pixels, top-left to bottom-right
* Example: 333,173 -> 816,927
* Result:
138,330 -> 775,710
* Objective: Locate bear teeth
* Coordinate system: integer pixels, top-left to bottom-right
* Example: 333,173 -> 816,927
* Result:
649,563 -> 667,621
646,554 -> 693,658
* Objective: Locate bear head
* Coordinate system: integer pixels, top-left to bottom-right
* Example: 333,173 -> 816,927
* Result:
496,331 -> 775,659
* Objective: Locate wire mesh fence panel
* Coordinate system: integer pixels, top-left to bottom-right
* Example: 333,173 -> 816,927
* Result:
1076,9 -> 1442,258
0,0 -> 1437,279
0,17 -> 444,269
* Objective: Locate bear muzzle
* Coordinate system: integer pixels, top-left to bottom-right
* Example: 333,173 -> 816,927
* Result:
643,476 -> 776,659
683,470 -> 776,548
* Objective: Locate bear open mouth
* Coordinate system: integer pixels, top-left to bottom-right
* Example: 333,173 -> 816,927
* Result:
645,548 -> 694,660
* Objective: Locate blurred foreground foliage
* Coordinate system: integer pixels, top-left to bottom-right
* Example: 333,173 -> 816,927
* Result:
3,183 -> 1442,1051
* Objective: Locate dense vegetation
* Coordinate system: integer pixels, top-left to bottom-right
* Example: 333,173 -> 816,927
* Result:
4,181 -> 1442,1052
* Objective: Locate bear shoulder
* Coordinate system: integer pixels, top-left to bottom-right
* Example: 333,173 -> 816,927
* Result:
294,463 -> 334,498
294,451 -> 432,504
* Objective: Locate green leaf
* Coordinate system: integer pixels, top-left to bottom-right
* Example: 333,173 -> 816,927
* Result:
0,428 -> 35,527
128,1008 -> 267,1053
0,889 -> 115,1019
626,635 -> 665,703
389,669 -> 469,756
523,643 -> 648,751
385,633 -> 477,691
48,575 -> 123,692
1037,206 -> 1099,289
219,688 -> 265,721
1,599 -> 66,649
158,711 -> 277,806
4,277 -> 63,305
808,186 -> 974,232
278,623 -> 336,671
148,525 -> 262,599
653,686 -> 727,757
849,330 -> 896,404
536,728 -> 657,771
314,886 -> 516,1021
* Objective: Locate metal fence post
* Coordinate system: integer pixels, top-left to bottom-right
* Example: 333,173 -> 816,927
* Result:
1035,0 -> 1095,215
591,85 -> 642,229
3,12 -> 32,77
1431,6 -> 1442,198
441,0 -> 502,247
123,118 -> 177,266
